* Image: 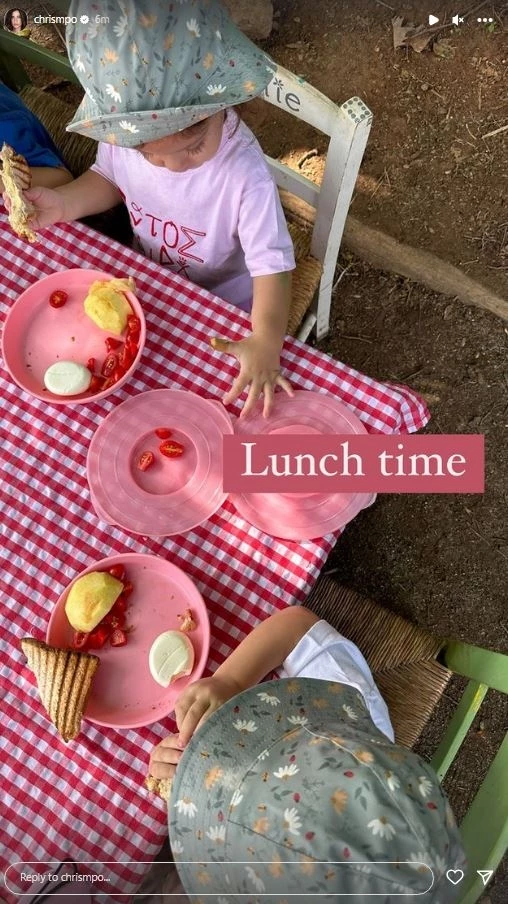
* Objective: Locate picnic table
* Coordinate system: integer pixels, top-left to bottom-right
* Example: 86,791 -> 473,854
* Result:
0,212 -> 429,901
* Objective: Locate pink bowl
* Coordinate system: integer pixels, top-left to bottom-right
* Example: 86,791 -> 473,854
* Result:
46,553 -> 210,730
1,268 -> 146,405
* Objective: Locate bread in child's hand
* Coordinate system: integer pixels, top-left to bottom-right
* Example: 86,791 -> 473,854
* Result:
65,571 -> 124,632
0,143 -> 37,242
145,774 -> 173,802
210,336 -> 231,352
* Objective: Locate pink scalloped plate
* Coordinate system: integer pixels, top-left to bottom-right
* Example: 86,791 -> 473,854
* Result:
87,389 -> 233,537
1,269 -> 146,404
46,553 -> 210,729
229,390 -> 376,540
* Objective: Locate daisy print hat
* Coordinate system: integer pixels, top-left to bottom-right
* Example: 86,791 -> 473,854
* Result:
169,678 -> 466,902
65,0 -> 276,147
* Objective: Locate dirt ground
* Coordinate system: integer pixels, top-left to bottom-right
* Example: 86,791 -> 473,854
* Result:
2,0 -> 507,899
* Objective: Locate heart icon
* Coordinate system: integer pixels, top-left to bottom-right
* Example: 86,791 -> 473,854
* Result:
446,869 -> 464,885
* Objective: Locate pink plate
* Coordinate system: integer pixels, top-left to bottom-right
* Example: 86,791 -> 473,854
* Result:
229,390 -> 376,540
1,268 -> 146,404
46,553 -> 210,729
87,389 -> 233,537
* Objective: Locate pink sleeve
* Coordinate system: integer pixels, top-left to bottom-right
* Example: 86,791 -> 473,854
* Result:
238,176 -> 296,278
90,141 -> 118,187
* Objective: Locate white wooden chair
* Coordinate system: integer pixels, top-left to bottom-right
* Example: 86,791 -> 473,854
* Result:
262,66 -> 372,341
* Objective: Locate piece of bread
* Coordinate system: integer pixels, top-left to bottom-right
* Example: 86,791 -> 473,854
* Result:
145,774 -> 173,802
64,571 -> 124,632
21,638 -> 99,742
84,278 -> 135,334
0,143 -> 37,242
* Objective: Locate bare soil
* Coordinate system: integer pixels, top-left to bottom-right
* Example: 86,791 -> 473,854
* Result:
2,1 -> 507,899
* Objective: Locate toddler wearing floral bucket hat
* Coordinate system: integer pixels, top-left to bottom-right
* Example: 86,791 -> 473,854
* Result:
168,678 -> 466,902
17,0 -> 296,418
147,606 -> 466,901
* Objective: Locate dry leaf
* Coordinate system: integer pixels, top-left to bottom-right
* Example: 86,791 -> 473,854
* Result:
392,15 -> 435,53
433,39 -> 456,59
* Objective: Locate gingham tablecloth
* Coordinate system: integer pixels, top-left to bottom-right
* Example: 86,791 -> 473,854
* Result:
0,214 -> 429,902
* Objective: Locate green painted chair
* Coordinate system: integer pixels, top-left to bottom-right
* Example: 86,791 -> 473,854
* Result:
306,578 -> 508,903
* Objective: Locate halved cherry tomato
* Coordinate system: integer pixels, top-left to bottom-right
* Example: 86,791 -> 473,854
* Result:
159,440 -> 185,458
138,450 -> 155,471
121,582 -> 133,598
127,314 -> 141,335
89,375 -> 103,394
126,336 -> 139,356
112,366 -> 126,384
108,564 -> 125,582
101,352 -> 118,378
86,357 -> 96,372
110,595 -> 127,616
49,290 -> 68,308
155,427 -> 172,439
87,624 -> 111,649
72,631 -> 90,650
110,628 -> 128,647
105,337 -> 122,352
101,377 -> 116,391
118,345 -> 134,371
102,612 -> 126,630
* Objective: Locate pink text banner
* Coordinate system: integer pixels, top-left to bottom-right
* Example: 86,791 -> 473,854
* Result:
223,434 -> 484,494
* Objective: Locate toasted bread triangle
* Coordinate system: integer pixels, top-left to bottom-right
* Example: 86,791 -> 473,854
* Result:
21,638 -> 100,742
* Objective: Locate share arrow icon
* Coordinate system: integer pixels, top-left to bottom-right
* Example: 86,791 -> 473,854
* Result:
477,870 -> 494,886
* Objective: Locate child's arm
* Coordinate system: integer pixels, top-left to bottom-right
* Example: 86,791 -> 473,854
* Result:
7,169 -> 123,230
148,607 -> 319,781
211,270 -> 294,418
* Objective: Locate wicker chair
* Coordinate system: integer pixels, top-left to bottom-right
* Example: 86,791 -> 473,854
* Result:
306,576 -> 508,904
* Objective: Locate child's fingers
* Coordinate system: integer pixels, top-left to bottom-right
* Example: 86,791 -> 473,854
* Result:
210,336 -> 237,355
177,698 -> 211,746
148,760 -> 178,781
276,374 -> 294,396
223,373 -> 250,407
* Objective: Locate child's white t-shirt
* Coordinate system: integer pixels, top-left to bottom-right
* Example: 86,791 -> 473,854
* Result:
91,112 -> 295,312
279,620 -> 395,741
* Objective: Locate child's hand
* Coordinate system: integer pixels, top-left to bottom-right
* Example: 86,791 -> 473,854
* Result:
148,733 -> 184,782
175,674 -> 242,746
3,185 -> 66,230
211,333 -> 293,418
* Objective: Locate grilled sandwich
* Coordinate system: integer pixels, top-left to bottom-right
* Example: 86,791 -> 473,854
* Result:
0,143 -> 38,242
21,638 -> 100,742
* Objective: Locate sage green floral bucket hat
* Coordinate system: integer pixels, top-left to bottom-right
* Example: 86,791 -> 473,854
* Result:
65,0 -> 276,147
169,678 -> 466,902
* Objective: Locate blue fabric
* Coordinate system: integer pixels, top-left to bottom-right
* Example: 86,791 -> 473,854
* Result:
0,83 -> 64,168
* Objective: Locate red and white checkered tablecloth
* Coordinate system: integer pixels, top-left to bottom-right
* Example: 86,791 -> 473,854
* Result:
0,214 -> 429,902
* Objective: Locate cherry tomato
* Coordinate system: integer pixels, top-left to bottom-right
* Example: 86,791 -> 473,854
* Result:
89,375 -> 103,394
105,337 -> 122,352
120,581 -> 133,598
138,450 -> 155,471
49,290 -> 68,308
86,357 -> 96,372
155,427 -> 172,439
72,631 -> 90,650
110,628 -> 128,647
118,345 -> 134,371
127,314 -> 141,335
102,612 -> 126,630
110,595 -> 128,616
159,440 -> 185,458
112,366 -> 126,384
108,564 -> 125,582
101,377 -> 116,391
126,336 -> 139,356
87,624 -> 111,649
101,352 -> 118,377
